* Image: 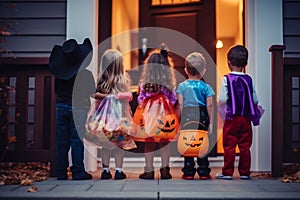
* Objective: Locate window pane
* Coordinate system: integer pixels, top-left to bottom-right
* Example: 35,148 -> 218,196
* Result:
292,77 -> 299,89
292,124 -> 299,141
27,124 -> 34,149
28,106 -> 35,123
292,106 -> 299,123
8,107 -> 15,122
8,124 -> 15,136
9,89 -> 16,105
28,90 -> 35,105
9,77 -> 16,88
162,0 -> 172,4
292,89 -> 299,105
152,0 -> 200,5
152,0 -> 160,5
28,77 -> 35,89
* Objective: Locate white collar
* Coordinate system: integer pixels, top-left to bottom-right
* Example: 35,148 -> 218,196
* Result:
230,71 -> 245,75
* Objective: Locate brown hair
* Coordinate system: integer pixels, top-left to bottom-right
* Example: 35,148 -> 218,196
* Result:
139,49 -> 176,93
97,49 -> 131,94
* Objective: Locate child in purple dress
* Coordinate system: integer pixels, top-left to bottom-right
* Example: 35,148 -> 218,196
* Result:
135,48 -> 177,179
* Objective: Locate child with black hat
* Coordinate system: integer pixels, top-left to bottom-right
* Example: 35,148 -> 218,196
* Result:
49,38 -> 94,180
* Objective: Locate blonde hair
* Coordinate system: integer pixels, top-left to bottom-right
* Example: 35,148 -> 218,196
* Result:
97,49 -> 131,94
185,52 -> 206,76
139,49 -> 176,93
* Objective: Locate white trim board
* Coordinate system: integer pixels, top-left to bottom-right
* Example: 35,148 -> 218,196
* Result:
97,156 -> 239,168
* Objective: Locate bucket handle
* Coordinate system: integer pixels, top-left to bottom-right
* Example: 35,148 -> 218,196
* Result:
182,121 -> 206,130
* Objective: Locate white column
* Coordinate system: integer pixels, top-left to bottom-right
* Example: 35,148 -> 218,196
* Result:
245,0 -> 283,172
67,0 -> 99,172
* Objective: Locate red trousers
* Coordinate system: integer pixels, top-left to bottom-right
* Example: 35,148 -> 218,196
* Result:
222,116 -> 253,176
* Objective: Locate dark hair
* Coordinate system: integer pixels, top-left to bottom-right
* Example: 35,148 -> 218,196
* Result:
227,45 -> 248,68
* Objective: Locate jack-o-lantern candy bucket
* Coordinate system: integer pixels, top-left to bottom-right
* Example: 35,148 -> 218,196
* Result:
133,94 -> 179,141
152,113 -> 179,140
177,121 -> 209,157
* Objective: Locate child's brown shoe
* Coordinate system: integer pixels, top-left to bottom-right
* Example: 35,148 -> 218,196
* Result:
139,167 -> 154,179
160,166 -> 172,179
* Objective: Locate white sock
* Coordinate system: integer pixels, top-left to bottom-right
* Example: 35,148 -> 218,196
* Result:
103,168 -> 110,173
115,168 -> 122,172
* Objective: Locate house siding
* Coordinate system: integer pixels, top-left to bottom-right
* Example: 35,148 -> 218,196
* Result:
0,0 -> 66,58
283,0 -> 300,57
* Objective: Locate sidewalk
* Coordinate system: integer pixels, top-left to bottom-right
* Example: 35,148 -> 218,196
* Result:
1,167 -> 300,200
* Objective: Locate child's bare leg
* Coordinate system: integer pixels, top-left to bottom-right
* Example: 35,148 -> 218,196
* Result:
139,142 -> 155,179
101,148 -> 111,168
114,148 -> 124,169
144,142 -> 155,170
113,148 -> 127,179
159,142 -> 170,168
159,142 -> 172,179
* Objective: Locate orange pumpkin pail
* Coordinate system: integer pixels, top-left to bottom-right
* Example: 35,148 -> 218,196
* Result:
133,94 -> 179,142
177,121 -> 209,157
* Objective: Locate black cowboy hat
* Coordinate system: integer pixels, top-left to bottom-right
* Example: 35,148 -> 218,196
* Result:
49,38 -> 93,80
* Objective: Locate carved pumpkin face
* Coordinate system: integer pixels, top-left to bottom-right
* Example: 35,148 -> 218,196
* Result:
182,134 -> 203,147
153,114 -> 179,139
132,94 -> 179,141
177,129 -> 209,157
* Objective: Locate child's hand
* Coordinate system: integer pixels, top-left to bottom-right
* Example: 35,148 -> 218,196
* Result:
116,92 -> 132,101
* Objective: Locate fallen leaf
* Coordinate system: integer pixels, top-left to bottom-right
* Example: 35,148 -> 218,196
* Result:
20,179 -> 33,186
0,162 -> 49,185
252,172 -> 272,179
280,163 -> 300,183
27,185 -> 38,193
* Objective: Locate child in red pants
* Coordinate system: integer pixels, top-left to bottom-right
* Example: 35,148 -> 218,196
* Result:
216,45 -> 263,180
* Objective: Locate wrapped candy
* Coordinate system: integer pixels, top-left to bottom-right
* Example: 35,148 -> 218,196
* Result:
85,95 -> 137,150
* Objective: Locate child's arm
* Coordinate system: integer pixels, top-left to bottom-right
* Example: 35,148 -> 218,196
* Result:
206,96 -> 214,134
176,93 -> 183,113
252,81 -> 259,105
92,92 -> 108,100
218,77 -> 227,105
116,92 -> 132,101
176,93 -> 183,119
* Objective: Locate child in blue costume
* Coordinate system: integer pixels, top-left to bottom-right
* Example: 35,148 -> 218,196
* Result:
177,52 -> 215,180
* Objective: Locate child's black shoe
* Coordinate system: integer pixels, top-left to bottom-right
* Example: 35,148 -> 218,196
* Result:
72,172 -> 93,180
101,170 -> 112,179
57,176 -> 68,180
196,167 -> 211,180
114,171 -> 127,180
181,167 -> 196,180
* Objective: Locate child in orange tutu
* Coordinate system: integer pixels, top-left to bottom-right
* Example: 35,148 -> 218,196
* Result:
134,46 -> 177,179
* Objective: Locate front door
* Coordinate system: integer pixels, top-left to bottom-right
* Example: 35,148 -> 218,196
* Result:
140,0 -> 215,61
138,0 -> 217,157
